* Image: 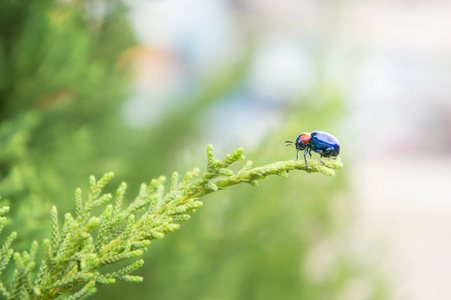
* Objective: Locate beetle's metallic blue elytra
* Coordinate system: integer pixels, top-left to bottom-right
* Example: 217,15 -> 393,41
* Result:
285,131 -> 340,169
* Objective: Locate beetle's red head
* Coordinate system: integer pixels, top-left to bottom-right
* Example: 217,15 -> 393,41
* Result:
299,132 -> 311,144
294,132 -> 311,150
285,132 -> 311,150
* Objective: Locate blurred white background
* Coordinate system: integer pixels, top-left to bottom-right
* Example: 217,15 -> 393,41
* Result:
123,0 -> 451,298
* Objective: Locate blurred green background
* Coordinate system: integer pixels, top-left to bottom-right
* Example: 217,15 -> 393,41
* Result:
0,0 -> 389,299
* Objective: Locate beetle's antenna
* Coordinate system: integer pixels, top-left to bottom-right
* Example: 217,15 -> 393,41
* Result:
285,140 -> 293,147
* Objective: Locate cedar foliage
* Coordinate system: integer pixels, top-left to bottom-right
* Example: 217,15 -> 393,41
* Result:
0,146 -> 342,299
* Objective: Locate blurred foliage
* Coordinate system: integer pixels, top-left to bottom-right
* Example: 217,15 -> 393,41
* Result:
0,0 -> 137,246
0,0 -> 387,299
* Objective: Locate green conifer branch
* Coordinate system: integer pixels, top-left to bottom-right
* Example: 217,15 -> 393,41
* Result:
0,145 -> 342,299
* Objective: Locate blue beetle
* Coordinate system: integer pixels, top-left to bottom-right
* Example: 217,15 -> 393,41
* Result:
285,131 -> 340,169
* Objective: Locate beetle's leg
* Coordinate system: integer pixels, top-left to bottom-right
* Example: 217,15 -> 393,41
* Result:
304,148 -> 309,169
295,150 -> 299,161
325,147 -> 338,160
308,148 -> 312,160
320,147 -> 335,165
323,147 -> 334,156
319,155 -> 327,166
